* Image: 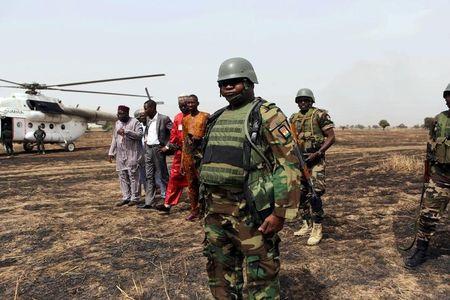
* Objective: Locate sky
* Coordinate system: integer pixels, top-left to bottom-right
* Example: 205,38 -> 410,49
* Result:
1,0 -> 449,126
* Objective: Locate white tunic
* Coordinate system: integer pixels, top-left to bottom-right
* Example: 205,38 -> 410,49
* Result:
109,118 -> 144,171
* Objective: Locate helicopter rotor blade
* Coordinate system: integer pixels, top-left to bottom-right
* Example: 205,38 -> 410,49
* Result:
46,74 -> 165,88
0,85 -> 23,89
46,87 -> 149,98
0,79 -> 26,87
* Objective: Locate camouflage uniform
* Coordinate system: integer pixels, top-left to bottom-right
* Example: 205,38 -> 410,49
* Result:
290,108 -> 334,223
200,100 -> 301,299
418,112 -> 450,242
404,86 -> 450,268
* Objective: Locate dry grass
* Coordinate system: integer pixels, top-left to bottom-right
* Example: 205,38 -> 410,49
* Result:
0,129 -> 448,299
375,154 -> 423,174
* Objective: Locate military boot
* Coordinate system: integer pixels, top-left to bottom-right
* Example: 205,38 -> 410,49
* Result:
294,220 -> 312,236
307,223 -> 323,246
404,239 -> 428,268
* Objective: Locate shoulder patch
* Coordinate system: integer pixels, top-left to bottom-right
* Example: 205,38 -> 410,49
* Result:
269,119 -> 292,142
277,122 -> 291,140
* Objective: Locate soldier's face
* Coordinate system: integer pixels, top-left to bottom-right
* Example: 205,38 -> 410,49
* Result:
445,96 -> 450,109
296,97 -> 313,111
219,79 -> 245,98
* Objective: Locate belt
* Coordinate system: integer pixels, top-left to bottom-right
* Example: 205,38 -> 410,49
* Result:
146,144 -> 161,148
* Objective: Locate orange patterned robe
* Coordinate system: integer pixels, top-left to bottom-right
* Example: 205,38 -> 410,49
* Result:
182,111 -> 210,216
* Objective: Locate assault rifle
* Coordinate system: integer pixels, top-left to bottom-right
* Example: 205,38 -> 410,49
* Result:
290,123 -> 322,212
399,145 -> 432,251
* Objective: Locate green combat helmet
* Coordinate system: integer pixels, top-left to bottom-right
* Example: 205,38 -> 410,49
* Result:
296,88 -> 315,103
218,57 -> 258,84
443,83 -> 450,98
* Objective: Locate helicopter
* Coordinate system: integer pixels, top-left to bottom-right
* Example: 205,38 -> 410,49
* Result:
0,74 -> 164,153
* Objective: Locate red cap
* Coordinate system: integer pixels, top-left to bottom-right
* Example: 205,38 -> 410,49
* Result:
118,105 -> 130,113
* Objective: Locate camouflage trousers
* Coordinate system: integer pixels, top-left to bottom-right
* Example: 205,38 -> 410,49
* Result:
417,175 -> 449,242
203,203 -> 281,299
300,158 -> 325,223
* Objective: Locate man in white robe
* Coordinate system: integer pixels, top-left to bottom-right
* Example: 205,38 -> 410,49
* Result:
109,105 -> 144,206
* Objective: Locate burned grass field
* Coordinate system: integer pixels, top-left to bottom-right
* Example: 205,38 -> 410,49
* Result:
0,129 -> 448,299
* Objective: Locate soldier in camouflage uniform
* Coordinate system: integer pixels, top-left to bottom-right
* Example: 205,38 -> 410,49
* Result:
290,89 -> 335,245
404,83 -> 450,268
199,57 -> 302,299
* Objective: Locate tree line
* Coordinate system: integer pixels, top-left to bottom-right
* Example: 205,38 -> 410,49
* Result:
338,118 -> 435,130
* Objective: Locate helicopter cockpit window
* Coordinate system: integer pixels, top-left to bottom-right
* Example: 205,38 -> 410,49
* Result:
40,123 -> 45,129
49,124 -> 54,129
26,100 -> 64,113
61,124 -> 66,130
28,123 -> 33,128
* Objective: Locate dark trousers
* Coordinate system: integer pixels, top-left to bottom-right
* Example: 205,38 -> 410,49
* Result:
3,142 -> 13,155
144,145 -> 169,206
36,140 -> 45,153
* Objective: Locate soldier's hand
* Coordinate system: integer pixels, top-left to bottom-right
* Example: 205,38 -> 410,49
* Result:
117,128 -> 125,136
258,214 -> 285,234
108,155 -> 114,163
306,151 -> 322,162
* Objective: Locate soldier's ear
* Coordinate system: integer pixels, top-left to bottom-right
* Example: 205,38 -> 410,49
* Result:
243,79 -> 253,90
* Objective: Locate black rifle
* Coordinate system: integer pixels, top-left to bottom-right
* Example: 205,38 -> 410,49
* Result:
399,150 -> 431,251
290,123 -> 322,212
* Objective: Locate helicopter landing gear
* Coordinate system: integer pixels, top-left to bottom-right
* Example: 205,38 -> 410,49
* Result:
65,143 -> 75,152
23,142 -> 34,152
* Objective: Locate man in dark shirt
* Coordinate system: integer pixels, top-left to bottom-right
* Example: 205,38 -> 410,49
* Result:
2,125 -> 14,156
34,125 -> 46,154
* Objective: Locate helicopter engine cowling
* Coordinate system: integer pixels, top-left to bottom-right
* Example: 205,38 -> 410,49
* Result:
27,111 -> 72,123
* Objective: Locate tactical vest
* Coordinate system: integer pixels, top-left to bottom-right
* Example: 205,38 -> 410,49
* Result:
200,98 -> 277,222
431,111 -> 450,164
200,100 -> 269,187
291,108 -> 325,152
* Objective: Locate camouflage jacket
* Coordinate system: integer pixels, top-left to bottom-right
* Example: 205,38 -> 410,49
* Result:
259,101 -> 302,219
290,107 -> 334,152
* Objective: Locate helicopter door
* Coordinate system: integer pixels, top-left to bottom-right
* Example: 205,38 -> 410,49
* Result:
13,118 -> 26,141
1,117 -> 13,141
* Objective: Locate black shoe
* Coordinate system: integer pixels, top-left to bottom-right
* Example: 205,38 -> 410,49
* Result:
404,239 -> 428,268
128,201 -> 139,206
156,204 -> 171,213
116,200 -> 130,207
137,204 -> 154,209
